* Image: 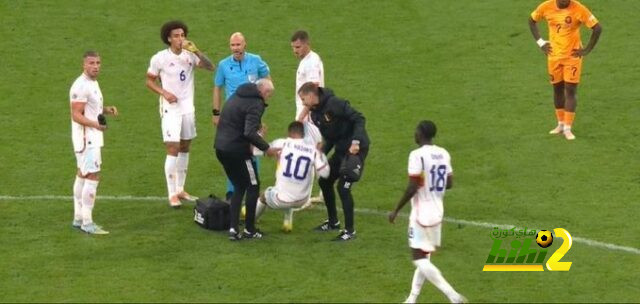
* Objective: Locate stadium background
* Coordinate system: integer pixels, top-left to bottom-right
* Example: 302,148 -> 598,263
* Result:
0,0 -> 638,302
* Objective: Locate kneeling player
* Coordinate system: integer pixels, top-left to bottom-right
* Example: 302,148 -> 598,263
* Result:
255,121 -> 329,232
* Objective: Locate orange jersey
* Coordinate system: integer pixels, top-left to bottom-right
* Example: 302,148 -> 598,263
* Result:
531,0 -> 599,60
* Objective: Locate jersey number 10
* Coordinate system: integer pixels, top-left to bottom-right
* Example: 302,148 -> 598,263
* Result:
282,153 -> 311,180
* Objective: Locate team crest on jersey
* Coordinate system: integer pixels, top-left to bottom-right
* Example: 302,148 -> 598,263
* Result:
324,112 -> 333,123
565,16 -> 572,24
72,93 -> 78,99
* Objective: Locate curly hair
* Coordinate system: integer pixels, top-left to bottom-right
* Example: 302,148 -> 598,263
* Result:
160,20 -> 188,45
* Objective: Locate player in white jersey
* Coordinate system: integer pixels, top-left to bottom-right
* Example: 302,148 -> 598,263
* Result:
146,20 -> 215,208
255,121 -> 330,232
290,30 -> 325,220
388,121 -> 466,304
70,51 -> 118,235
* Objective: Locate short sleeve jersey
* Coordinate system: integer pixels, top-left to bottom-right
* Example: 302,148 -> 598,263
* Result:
69,73 -> 104,152
214,52 -> 270,101
408,144 -> 452,227
531,0 -> 599,60
295,50 -> 324,109
271,138 -> 329,202
147,49 -> 200,115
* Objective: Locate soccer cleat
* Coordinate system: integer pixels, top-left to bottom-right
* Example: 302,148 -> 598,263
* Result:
313,220 -> 341,232
242,229 -> 263,240
81,223 -> 109,235
228,228 -> 242,241
563,129 -> 576,140
169,195 -> 181,208
177,191 -> 197,202
549,125 -> 564,134
449,294 -> 468,304
72,219 -> 82,229
333,229 -> 356,241
282,223 -> 293,233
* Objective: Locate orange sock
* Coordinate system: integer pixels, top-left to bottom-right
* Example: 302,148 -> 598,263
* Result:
555,109 -> 565,123
564,112 -> 575,128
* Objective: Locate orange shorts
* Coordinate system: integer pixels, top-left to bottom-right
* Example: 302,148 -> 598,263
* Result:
547,57 -> 582,84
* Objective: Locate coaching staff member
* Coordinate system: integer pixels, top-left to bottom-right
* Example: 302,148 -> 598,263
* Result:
215,78 -> 278,241
298,82 -> 370,241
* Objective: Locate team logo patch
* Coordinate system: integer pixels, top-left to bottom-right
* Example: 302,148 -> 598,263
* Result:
72,93 -> 78,99
565,16 -> 572,24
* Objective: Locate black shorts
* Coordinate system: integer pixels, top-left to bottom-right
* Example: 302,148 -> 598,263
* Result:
215,150 -> 259,189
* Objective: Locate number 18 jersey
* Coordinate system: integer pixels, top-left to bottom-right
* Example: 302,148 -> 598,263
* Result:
271,138 -> 329,203
408,144 -> 452,227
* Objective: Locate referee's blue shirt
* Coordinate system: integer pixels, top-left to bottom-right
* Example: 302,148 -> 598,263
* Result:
214,52 -> 270,101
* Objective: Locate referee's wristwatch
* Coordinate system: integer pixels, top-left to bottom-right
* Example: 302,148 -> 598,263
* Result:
212,109 -> 221,116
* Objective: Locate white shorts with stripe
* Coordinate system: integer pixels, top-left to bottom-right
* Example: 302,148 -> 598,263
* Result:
408,220 -> 442,253
75,147 -> 101,176
161,111 -> 196,142
263,186 -> 307,210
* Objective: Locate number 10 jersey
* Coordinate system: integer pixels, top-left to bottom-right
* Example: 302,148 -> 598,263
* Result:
271,138 -> 329,203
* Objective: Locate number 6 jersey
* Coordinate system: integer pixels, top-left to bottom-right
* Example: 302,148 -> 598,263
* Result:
271,137 -> 330,203
147,49 -> 200,115
408,144 -> 453,227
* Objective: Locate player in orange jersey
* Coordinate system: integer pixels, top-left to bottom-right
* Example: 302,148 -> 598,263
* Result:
528,0 -> 602,140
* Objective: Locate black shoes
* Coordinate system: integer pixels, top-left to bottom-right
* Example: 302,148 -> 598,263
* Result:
333,230 -> 356,241
313,220 -> 341,232
229,228 -> 263,241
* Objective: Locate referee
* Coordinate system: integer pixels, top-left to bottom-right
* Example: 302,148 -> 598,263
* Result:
297,82 -> 370,241
215,79 -> 278,241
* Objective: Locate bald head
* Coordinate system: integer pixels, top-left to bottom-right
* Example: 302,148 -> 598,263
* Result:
256,78 -> 274,101
229,32 -> 246,60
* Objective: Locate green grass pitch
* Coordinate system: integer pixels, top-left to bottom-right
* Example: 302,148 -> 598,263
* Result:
0,0 -> 639,302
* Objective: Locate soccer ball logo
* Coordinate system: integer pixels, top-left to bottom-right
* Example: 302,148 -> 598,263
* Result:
536,230 -> 553,248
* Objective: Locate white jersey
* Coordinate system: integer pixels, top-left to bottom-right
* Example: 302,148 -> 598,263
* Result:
271,138 -> 329,203
147,48 -> 200,115
295,50 -> 324,117
408,144 -> 453,227
70,73 -> 104,152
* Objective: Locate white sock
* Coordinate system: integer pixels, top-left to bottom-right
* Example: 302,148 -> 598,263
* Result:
81,179 -> 99,226
73,176 -> 85,221
414,258 -> 462,303
176,152 -> 189,193
165,155 -> 178,198
404,268 -> 425,303
283,208 -> 293,225
256,198 -> 267,219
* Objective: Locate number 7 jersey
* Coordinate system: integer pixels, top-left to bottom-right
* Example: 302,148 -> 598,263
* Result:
271,138 -> 330,203
408,144 -> 452,227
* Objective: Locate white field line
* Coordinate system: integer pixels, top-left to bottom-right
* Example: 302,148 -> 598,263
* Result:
1,194 -> 638,255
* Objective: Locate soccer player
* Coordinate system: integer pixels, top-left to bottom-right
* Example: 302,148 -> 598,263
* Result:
288,30 -> 325,227
146,20 -> 215,207
528,0 -> 602,140
212,32 -> 271,200
388,121 -> 466,304
255,121 -> 330,232
70,51 -> 118,235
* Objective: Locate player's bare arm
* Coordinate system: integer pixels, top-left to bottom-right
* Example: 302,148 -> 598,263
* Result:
212,86 -> 222,126
528,17 -> 551,55
71,102 -> 106,131
180,40 -> 214,71
446,174 -> 453,189
388,177 -> 420,223
572,23 -> 602,57
145,73 -> 177,103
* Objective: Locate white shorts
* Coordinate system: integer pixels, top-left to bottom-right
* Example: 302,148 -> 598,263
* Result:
161,112 -> 196,142
408,220 -> 442,253
75,147 -> 101,176
263,186 -> 306,210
